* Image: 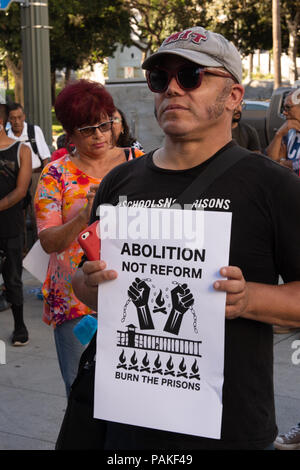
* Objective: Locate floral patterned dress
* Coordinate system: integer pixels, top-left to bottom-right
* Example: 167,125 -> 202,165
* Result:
34,154 -> 102,327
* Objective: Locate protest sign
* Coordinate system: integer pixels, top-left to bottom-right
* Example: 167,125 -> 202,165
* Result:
94,206 -> 231,439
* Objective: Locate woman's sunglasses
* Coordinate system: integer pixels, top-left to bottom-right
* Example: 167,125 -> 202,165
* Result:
77,120 -> 113,137
146,65 -> 233,93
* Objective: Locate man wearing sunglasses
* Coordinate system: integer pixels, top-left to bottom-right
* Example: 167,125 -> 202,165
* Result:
266,88 -> 300,175
73,27 -> 300,450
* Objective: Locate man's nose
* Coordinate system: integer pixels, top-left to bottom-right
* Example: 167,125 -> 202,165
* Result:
165,76 -> 183,95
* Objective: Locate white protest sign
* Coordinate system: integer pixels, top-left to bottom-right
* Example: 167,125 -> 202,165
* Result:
23,240 -> 49,283
94,206 -> 232,439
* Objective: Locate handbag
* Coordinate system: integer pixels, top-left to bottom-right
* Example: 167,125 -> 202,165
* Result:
55,143 -> 250,450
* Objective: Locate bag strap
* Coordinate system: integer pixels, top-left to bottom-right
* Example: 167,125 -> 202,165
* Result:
124,148 -> 130,160
0,160 -> 16,181
124,147 -> 136,160
176,144 -> 250,207
0,141 -> 21,182
27,124 -> 44,168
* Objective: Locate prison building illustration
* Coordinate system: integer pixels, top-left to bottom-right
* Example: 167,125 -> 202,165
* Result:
117,324 -> 202,357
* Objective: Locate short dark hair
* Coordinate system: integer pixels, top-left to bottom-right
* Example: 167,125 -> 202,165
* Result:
54,79 -> 116,136
0,103 -> 9,126
115,108 -> 136,147
8,102 -> 25,114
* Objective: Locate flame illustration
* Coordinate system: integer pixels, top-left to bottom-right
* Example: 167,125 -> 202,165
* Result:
119,350 -> 126,363
179,357 -> 186,372
154,354 -> 161,369
166,356 -> 174,370
155,290 -> 165,307
130,351 -> 138,365
142,353 -> 149,367
191,359 -> 199,374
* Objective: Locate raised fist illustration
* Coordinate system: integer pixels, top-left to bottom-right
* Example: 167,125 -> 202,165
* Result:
128,278 -> 154,330
164,283 -> 194,335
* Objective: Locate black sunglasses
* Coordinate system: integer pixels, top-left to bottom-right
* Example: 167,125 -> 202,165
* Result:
146,65 -> 233,93
77,120 -> 113,137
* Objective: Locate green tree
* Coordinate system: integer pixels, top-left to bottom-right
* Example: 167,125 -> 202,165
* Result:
49,1 -> 132,83
207,0 -> 273,55
0,3 -> 23,102
123,0 -> 209,58
281,0 -> 300,82
0,0 -> 131,104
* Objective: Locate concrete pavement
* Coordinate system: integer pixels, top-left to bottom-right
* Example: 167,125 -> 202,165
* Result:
0,269 -> 300,450
0,270 -> 66,450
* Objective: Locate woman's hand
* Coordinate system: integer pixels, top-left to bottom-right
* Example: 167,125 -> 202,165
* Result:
213,266 -> 249,319
81,184 -> 99,223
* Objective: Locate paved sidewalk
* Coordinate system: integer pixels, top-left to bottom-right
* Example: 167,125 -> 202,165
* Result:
0,270 -> 66,450
0,270 -> 299,450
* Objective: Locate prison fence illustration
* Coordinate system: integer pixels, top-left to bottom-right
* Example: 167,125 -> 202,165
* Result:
117,324 -> 202,357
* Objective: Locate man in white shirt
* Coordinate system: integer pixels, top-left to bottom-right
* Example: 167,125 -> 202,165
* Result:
8,102 -> 51,249
7,102 -> 50,170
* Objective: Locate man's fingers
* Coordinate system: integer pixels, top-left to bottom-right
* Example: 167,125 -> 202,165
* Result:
82,260 -> 105,274
226,292 -> 245,305
219,266 -> 243,280
214,279 -> 245,294
82,260 -> 117,286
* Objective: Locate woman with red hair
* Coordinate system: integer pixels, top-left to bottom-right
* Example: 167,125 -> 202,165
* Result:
34,79 -> 143,396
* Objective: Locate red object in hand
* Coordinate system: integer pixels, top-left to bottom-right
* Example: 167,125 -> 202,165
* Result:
78,221 -> 100,261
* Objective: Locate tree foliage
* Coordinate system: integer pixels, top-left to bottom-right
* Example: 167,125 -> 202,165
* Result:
206,0 -> 274,55
0,0 -> 298,93
123,0 -> 209,56
48,0 -> 132,73
0,2 -> 21,67
0,0 -> 132,76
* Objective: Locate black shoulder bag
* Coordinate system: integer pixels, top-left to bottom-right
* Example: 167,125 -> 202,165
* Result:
27,124 -> 44,169
55,144 -> 250,450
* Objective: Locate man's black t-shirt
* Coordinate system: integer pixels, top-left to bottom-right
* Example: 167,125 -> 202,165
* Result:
89,143 -> 300,450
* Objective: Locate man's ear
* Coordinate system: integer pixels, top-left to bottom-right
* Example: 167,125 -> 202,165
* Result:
226,84 -> 244,112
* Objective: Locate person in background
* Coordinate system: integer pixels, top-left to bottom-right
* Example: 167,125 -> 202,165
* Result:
232,101 -> 261,152
8,103 -> 51,248
51,134 -> 76,162
266,88 -> 300,175
112,108 -> 144,152
34,79 -> 143,396
0,104 -> 32,346
7,103 -> 51,170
